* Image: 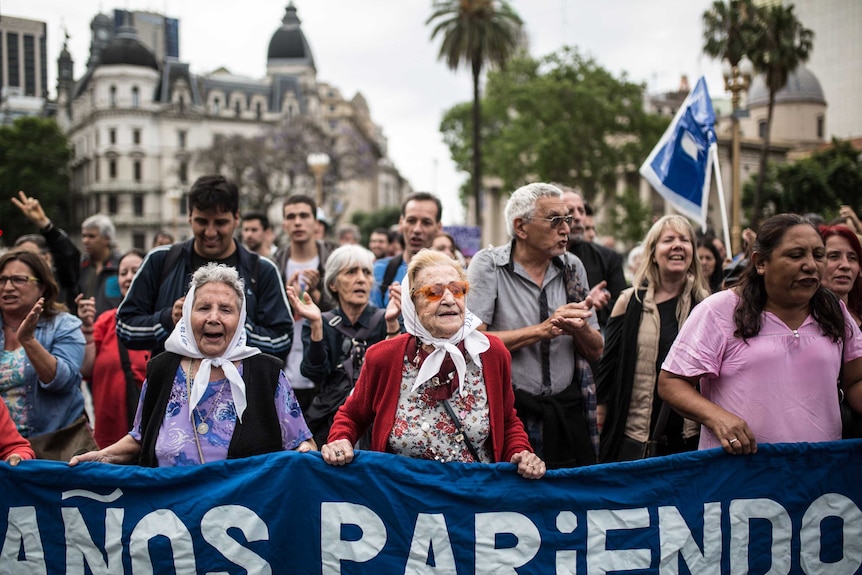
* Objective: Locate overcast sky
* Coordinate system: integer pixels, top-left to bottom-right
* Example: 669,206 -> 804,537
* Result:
8,0 -> 725,225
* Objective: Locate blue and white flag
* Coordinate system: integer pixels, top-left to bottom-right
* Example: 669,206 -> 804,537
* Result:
640,76 -> 717,229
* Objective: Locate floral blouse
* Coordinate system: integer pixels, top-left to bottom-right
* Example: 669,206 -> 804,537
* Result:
388,351 -> 491,463
0,348 -> 28,436
129,363 -> 311,466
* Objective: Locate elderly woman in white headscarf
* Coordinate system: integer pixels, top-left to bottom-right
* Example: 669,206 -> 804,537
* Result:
322,250 -> 544,478
71,263 -> 314,467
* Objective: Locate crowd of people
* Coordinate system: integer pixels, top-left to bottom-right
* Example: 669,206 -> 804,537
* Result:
0,175 -> 860,478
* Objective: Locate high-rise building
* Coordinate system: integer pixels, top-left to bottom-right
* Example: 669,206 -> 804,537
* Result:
0,14 -> 48,123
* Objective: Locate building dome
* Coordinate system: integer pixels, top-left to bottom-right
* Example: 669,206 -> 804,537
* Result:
99,26 -> 158,70
267,3 -> 315,70
747,65 -> 825,108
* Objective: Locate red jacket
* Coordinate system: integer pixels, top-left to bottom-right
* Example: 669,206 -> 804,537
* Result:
0,400 -> 34,462
328,333 -> 532,462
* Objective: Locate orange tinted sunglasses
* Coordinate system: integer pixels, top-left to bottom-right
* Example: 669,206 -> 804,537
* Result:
412,281 -> 469,301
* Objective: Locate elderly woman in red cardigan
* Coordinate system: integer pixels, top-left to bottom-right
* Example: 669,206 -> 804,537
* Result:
322,250 -> 545,478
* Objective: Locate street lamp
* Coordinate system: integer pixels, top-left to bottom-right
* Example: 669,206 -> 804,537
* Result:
722,55 -> 753,257
307,153 -> 330,209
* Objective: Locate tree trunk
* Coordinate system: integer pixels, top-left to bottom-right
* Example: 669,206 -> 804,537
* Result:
471,54 -> 483,227
752,89 -> 776,230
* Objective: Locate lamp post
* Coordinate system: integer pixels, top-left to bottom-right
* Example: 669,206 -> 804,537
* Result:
307,153 -> 330,209
722,56 -> 753,257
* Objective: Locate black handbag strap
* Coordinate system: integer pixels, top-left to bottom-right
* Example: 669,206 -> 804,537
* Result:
117,338 -> 141,426
442,399 -> 481,462
650,400 -> 672,442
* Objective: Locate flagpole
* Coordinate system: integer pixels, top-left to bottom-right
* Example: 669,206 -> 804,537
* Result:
711,144 -> 732,260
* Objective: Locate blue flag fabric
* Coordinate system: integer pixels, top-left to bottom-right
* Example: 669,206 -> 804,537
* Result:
1,441 -> 861,574
640,76 -> 717,229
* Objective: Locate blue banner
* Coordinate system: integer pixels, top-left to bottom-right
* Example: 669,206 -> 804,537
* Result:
640,76 -> 717,230
1,441 -> 861,574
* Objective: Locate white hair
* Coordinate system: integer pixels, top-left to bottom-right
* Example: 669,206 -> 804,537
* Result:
504,183 -> 563,238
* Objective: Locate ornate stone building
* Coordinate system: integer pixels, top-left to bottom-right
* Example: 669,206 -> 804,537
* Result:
56,4 -> 408,250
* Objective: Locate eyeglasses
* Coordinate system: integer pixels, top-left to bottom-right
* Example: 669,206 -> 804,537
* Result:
0,275 -> 41,288
535,215 -> 574,229
412,281 -> 469,301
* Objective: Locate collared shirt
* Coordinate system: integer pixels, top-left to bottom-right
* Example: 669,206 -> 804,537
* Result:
466,241 -> 598,396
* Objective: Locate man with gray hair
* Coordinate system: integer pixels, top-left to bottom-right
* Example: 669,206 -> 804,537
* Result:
79,213 -> 122,318
466,183 -> 602,468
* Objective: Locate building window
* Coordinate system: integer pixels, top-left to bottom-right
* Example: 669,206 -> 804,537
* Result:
758,120 -> 767,140
213,98 -> 220,115
23,35 -> 35,96
110,85 -> 117,107
817,116 -> 824,139
179,194 -> 188,215
95,157 -> 100,181
132,233 -> 146,250
109,128 -> 116,145
109,159 -> 117,179
256,102 -> 262,120
7,33 -> 19,87
133,160 -> 142,182
178,95 -> 185,112
108,195 -> 118,214
133,129 -> 141,145
178,130 -> 187,149
234,100 -> 241,117
179,161 -> 188,184
329,105 -> 336,113
132,86 -> 140,108
133,195 -> 144,216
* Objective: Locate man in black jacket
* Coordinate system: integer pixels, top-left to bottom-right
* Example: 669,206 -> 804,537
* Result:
117,175 -> 292,358
561,189 -> 626,331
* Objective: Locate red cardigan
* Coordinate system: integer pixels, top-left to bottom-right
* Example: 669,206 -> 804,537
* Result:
0,399 -> 33,462
328,333 -> 532,462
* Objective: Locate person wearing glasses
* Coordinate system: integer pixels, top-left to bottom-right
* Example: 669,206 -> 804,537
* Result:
466,183 -> 602,469
322,250 -> 545,478
0,250 -> 87,450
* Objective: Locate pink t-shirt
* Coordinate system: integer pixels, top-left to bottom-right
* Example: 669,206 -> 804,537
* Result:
663,289 -> 862,449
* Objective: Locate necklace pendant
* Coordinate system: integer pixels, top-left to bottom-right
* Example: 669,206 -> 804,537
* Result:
196,421 -> 210,435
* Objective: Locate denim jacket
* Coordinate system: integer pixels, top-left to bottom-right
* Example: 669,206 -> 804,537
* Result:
0,312 -> 85,437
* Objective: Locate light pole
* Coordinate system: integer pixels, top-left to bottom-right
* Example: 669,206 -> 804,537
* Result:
722,56 -> 753,257
307,153 -> 330,209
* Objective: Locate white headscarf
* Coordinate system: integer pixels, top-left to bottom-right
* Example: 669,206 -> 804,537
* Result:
164,280 -> 260,422
401,270 -> 490,397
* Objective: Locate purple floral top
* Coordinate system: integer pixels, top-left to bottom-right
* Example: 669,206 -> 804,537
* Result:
129,363 -> 311,466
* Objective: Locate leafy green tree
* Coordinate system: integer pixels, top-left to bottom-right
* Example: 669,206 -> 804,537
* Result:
747,3 -> 813,228
609,187 -> 652,248
427,0 -> 522,226
0,117 -> 71,247
350,206 -> 401,244
744,139 -> 861,220
440,49 -> 668,205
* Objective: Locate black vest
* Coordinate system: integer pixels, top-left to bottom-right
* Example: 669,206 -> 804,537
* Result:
138,352 -> 284,467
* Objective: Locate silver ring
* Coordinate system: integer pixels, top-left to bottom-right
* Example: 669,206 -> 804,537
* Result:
729,438 -> 739,445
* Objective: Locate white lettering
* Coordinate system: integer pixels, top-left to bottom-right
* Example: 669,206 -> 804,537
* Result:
587,508 -> 650,575
729,498 -> 791,575
62,507 -> 123,575
0,507 -> 47,575
474,512 -> 540,574
201,505 -> 272,575
405,513 -> 456,574
555,511 -> 579,575
800,493 -> 862,575
129,509 -> 196,575
321,502 -> 387,575
658,503 -> 720,575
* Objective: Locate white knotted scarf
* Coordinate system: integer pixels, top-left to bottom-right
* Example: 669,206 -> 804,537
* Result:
164,281 -> 260,422
401,272 -> 490,397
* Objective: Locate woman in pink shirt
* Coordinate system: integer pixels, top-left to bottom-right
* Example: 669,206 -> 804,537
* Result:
659,214 -> 862,454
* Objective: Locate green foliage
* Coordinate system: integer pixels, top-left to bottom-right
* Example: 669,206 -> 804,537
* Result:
0,117 -> 71,246
744,139 -> 862,221
350,206 -> 401,244
440,48 -> 668,204
609,187 -> 652,247
702,0 -> 759,66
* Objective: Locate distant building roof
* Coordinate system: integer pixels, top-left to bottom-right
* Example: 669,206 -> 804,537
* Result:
748,66 -> 825,108
267,3 -> 315,71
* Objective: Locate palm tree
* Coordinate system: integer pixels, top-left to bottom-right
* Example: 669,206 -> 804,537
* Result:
427,0 -> 522,226
702,0 -> 757,67
748,3 -> 813,228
